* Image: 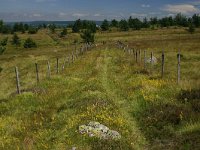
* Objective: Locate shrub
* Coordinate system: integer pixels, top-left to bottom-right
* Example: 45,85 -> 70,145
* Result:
60,28 -> 67,37
101,19 -> 109,31
11,33 -> 21,46
0,46 -> 6,54
188,24 -> 195,34
24,38 -> 37,48
80,29 -> 95,44
28,27 -> 38,34
0,66 -> 2,73
0,37 -> 8,46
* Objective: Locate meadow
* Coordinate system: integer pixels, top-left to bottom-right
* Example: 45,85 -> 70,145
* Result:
0,27 -> 200,149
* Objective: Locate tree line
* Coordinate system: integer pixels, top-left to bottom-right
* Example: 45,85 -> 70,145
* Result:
1,13 -> 200,34
100,13 -> 200,31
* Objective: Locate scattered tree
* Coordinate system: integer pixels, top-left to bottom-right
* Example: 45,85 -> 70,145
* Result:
80,29 -> 95,44
101,19 -> 109,31
110,19 -> 119,27
24,38 -> 37,48
0,37 -> 8,46
188,24 -> 195,34
49,24 -> 56,33
119,20 -> 129,31
192,14 -> 200,27
72,19 -> 82,33
60,28 -> 67,37
11,33 -> 21,46
28,27 -> 38,34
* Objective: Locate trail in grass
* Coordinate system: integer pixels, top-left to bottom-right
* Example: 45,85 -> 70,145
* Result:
96,49 -> 146,149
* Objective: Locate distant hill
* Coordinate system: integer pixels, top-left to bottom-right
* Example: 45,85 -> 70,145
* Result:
5,21 -> 103,27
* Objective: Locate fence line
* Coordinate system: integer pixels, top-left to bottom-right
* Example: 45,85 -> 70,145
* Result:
116,40 -> 181,84
14,43 -> 94,94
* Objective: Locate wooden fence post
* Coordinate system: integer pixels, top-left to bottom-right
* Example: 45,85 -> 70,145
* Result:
15,67 -> 21,94
47,61 -> 51,79
151,52 -> 153,66
177,50 -> 181,84
35,63 -> 39,83
136,50 -> 138,63
144,50 -> 146,69
56,58 -> 59,74
62,58 -> 66,71
150,52 -> 153,73
161,50 -> 165,78
139,49 -> 141,64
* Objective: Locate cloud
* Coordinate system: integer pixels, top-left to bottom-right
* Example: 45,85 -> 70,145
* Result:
163,4 -> 199,14
72,13 -> 89,17
131,13 -> 147,17
35,0 -> 57,2
141,4 -> 150,8
33,13 -> 42,17
94,14 -> 101,17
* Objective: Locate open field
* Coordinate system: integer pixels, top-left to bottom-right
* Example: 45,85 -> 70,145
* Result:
0,28 -> 200,149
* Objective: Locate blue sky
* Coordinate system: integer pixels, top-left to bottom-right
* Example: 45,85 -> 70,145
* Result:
0,0 -> 200,21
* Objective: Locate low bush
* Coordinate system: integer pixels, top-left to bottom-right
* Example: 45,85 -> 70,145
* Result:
24,38 -> 37,48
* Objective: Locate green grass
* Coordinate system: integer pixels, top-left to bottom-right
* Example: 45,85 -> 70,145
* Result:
0,28 -> 200,149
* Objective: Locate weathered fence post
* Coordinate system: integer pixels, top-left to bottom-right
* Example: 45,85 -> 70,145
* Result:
151,52 -> 153,66
35,63 -> 39,83
150,52 -> 153,73
47,61 -> 51,79
15,67 -> 21,94
144,50 -> 146,69
136,50 -> 138,63
71,53 -> 74,63
62,58 -> 66,71
161,50 -> 165,78
177,50 -> 181,84
56,58 -> 59,74
139,49 -> 141,64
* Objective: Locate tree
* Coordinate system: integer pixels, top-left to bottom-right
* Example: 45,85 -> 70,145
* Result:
142,17 -> 150,28
175,13 -> 189,27
110,19 -> 118,27
192,14 -> 200,27
128,17 -> 142,30
28,27 -> 38,34
101,19 -> 109,31
119,19 -> 129,31
80,29 -> 95,44
188,24 -> 195,34
150,17 -> 158,25
0,47 -> 6,55
72,19 -> 82,33
24,38 -> 37,48
11,33 -> 21,46
0,37 -> 8,46
0,20 -> 3,33
49,24 -> 56,33
60,28 -> 67,37
0,37 -> 8,55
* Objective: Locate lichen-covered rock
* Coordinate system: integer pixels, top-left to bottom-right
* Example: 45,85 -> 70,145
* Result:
146,56 -> 157,64
79,121 -> 121,140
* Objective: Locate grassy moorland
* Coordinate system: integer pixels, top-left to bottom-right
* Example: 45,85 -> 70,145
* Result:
0,28 -> 200,149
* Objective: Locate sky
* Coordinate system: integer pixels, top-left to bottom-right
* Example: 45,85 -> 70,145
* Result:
0,0 -> 200,21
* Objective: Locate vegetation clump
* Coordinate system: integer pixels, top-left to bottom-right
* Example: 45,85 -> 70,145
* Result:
24,38 -> 37,48
11,33 -> 21,46
80,29 -> 95,44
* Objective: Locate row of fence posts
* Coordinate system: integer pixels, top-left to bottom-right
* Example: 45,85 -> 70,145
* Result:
14,43 -> 93,94
116,41 -> 181,84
